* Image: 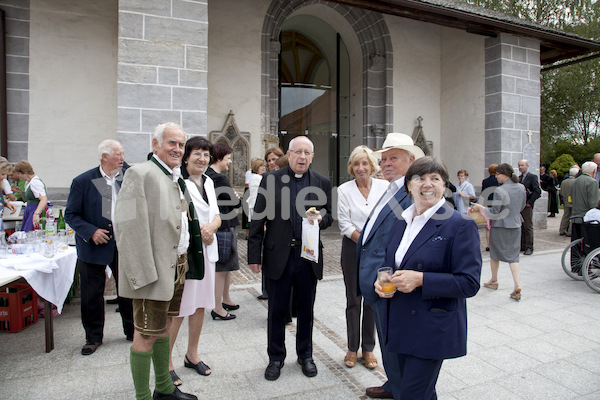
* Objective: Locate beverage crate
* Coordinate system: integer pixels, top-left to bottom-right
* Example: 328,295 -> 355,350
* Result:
0,283 -> 38,333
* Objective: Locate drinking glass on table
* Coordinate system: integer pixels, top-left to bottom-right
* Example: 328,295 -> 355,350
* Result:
377,266 -> 397,297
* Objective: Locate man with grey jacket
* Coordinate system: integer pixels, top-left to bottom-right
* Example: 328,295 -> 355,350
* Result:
115,122 -> 196,400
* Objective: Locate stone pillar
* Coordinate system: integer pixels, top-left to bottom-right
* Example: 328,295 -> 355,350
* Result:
117,0 -> 208,163
484,33 -> 546,228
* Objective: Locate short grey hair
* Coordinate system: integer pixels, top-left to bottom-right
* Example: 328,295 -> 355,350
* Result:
582,161 -> 597,175
153,122 -> 184,145
288,136 -> 314,153
97,139 -> 122,160
569,167 -> 579,177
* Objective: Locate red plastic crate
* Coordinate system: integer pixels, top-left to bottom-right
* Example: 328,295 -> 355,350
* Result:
0,283 -> 38,333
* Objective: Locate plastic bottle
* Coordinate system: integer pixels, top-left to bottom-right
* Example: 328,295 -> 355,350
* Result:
45,205 -> 55,235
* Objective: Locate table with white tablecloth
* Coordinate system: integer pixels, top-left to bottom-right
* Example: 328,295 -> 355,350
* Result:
0,247 -> 77,352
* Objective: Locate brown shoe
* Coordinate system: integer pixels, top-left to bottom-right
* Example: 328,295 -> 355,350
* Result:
81,341 -> 101,356
366,386 -> 393,399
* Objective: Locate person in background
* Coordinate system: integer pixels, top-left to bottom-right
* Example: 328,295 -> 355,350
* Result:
65,140 -> 133,356
205,142 -> 241,320
518,159 -> 541,255
454,169 -> 476,214
376,156 -> 481,399
0,162 -> 17,202
275,154 -> 288,169
472,163 -> 526,301
337,146 -> 387,370
13,160 -> 47,232
0,158 -> 16,231
584,198 -> 600,222
8,168 -> 25,202
547,169 -> 559,217
593,153 -> 600,187
539,166 -> 550,192
559,167 -> 578,236
168,137 -> 221,386
265,146 -> 284,172
247,158 -> 266,222
571,161 -> 600,219
481,164 -> 499,251
114,122 -> 198,400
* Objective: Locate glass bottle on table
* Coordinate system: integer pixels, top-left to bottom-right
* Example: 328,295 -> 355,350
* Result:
57,209 -> 65,231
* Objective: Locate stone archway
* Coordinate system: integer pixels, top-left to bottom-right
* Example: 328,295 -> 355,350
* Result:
261,0 -> 393,149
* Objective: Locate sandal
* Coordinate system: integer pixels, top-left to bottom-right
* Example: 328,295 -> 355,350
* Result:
184,355 -> 211,376
510,288 -> 522,301
364,356 -> 378,369
483,280 -> 498,290
170,370 -> 183,386
344,354 -> 357,368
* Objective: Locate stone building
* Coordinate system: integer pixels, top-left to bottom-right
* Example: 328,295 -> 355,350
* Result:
1,0 -> 599,225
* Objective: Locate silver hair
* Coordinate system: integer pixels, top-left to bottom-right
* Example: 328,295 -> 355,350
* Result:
569,167 -> 579,177
288,136 -> 314,153
153,122 -> 184,145
97,139 -> 122,160
582,161 -> 597,175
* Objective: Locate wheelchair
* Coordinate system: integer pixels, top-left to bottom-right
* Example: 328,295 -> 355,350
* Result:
561,220 -> 600,293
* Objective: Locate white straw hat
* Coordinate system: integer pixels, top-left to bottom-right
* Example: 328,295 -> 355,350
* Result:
373,132 -> 425,160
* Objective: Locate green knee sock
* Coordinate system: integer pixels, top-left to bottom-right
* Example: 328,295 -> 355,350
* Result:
130,347 -> 153,400
152,336 -> 175,395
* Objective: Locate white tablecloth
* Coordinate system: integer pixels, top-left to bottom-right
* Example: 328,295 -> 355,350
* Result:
0,247 -> 77,313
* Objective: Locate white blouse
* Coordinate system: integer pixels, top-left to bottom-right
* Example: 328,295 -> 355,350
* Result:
186,175 -> 220,263
337,177 -> 388,239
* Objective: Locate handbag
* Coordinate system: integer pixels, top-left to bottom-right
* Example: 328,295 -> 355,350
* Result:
216,229 -> 232,263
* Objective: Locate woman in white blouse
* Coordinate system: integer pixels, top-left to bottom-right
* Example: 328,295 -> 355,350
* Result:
13,160 -> 47,232
337,146 -> 388,369
246,157 -> 266,222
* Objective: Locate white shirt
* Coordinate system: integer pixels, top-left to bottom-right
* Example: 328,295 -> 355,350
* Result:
362,176 -> 405,245
245,169 -> 252,185
246,173 -> 263,221
337,178 -> 388,239
2,179 -> 13,195
25,175 -> 46,198
584,208 -> 600,223
395,198 -> 446,268
153,155 -> 189,255
99,166 -> 121,222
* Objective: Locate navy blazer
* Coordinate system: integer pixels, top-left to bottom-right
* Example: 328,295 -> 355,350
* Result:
357,184 -> 411,306
65,166 -> 125,265
248,166 -> 333,280
382,203 -> 481,360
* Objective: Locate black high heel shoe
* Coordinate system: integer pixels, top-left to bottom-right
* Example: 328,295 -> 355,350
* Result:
211,310 -> 236,320
184,355 -> 211,376
222,303 -> 239,311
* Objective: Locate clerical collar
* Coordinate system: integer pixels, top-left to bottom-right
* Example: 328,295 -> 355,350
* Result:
288,166 -> 306,179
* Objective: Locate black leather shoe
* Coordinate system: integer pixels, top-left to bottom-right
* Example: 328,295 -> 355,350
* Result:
524,248 -> 533,255
297,357 -> 317,377
257,294 -> 268,300
153,387 -> 198,400
222,303 -> 239,311
264,360 -> 284,381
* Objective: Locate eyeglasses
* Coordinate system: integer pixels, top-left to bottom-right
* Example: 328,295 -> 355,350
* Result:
290,150 -> 313,157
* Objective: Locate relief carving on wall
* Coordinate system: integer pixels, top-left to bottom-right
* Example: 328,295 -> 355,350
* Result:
209,111 -> 251,189
412,116 -> 433,156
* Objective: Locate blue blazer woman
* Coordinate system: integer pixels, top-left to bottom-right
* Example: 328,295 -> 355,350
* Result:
382,203 -> 482,360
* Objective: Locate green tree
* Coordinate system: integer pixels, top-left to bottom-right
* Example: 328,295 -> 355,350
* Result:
549,153 -> 577,179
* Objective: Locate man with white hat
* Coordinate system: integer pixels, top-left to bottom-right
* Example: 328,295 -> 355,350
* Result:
357,132 -> 424,399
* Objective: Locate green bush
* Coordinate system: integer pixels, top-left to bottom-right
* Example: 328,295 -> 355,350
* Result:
549,153 -> 577,179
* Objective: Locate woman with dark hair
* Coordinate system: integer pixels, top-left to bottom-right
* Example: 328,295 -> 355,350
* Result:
472,163 -> 526,301
547,169 -> 559,217
13,160 -> 47,232
168,136 -> 221,385
265,146 -> 284,172
205,142 -> 241,320
375,156 -> 481,399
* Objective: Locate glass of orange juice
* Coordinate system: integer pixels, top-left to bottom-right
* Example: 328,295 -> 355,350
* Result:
377,267 -> 396,296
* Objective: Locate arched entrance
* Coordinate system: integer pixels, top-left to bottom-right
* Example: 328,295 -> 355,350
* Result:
261,0 -> 393,185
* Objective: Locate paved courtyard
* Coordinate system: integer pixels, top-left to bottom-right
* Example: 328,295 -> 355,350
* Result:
2,210 -> 599,399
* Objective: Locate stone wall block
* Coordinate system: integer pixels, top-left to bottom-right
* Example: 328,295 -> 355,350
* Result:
485,111 -> 502,130
180,70 -> 207,88
118,108 -> 141,132
498,33 -> 519,46
7,72 -> 29,90
6,55 -> 28,73
484,129 -> 501,152
119,12 -> 144,39
7,142 -> 27,163
512,46 -> 527,62
1,5 -> 30,20
5,18 -> 29,37
485,92 -> 501,112
515,78 -> 539,97
182,111 -> 207,136
119,0 -> 170,17
117,132 -> 152,163
173,0 -> 207,23
118,83 -> 172,109
6,89 -> 28,113
172,87 -> 206,111
528,64 -> 540,80
367,87 -> 385,107
502,60 -> 529,79
485,59 -> 501,77
501,111 -> 515,129
119,39 -> 185,68
142,110 -> 182,133
518,37 -> 539,50
502,93 -> 521,112
158,68 -> 179,85
521,96 -> 540,115
7,113 -> 28,141
6,36 -> 29,56
528,115 -> 540,131
527,49 -> 540,65
514,113 -> 528,130
118,65 -> 157,84
144,16 -> 207,47
485,76 -> 502,95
